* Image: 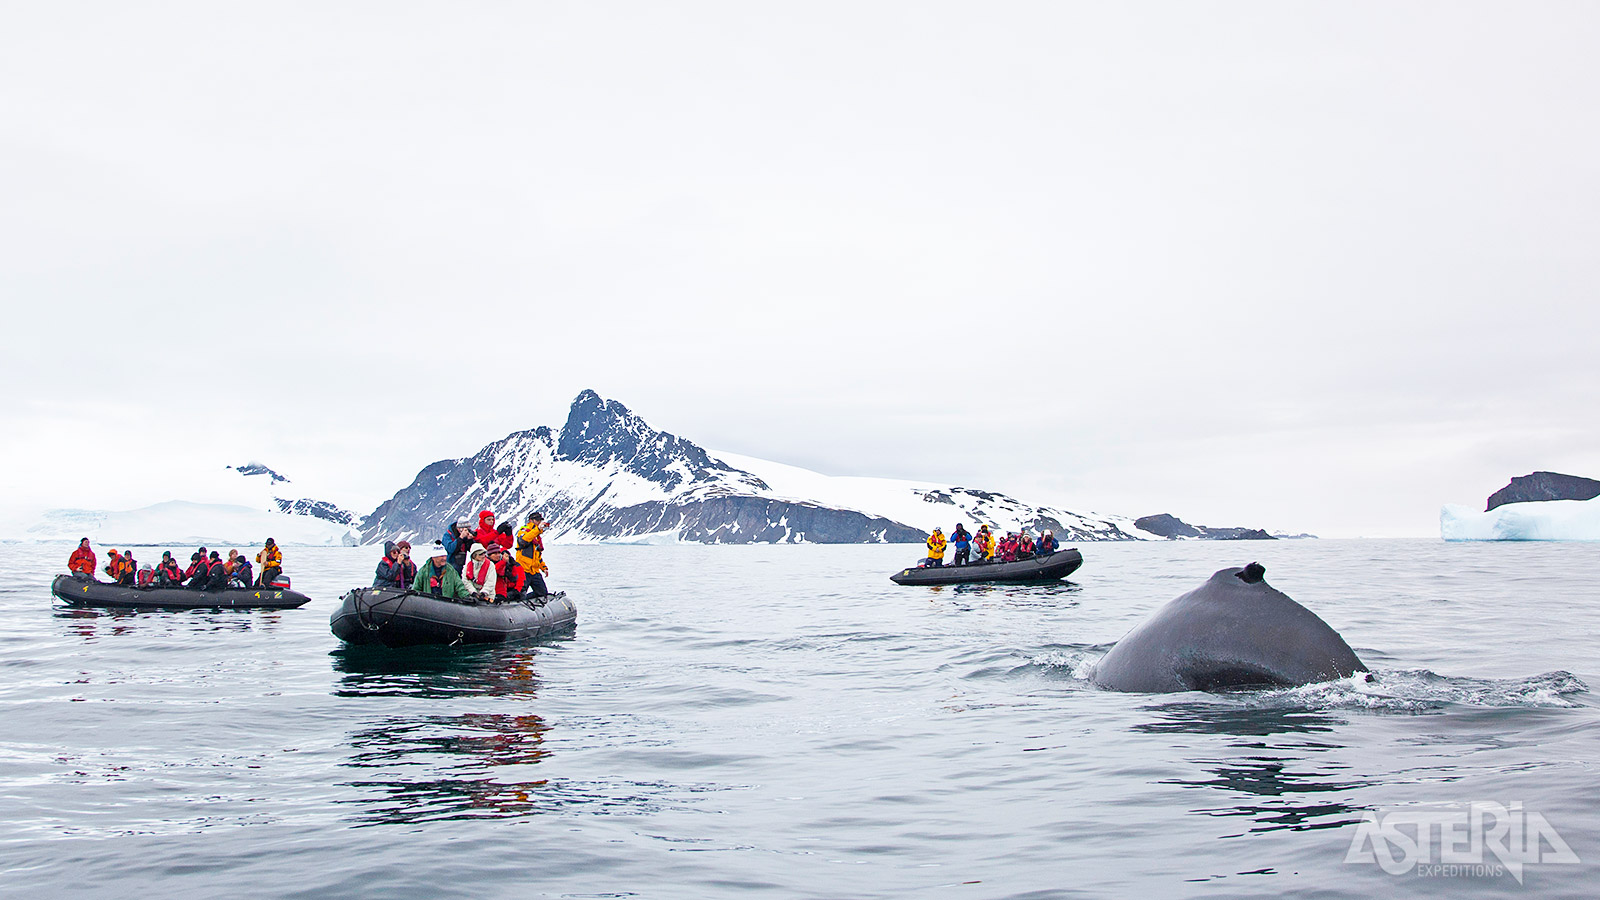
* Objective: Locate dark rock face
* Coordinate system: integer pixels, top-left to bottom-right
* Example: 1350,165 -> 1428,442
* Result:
275,498 -> 357,526
232,463 -> 289,483
1486,472 -> 1600,511
1135,513 -> 1275,541
233,462 -> 357,524
1135,514 -> 1202,538
558,390 -> 766,492
587,497 -> 926,544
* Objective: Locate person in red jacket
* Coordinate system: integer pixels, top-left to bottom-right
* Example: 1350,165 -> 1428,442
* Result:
489,543 -> 525,601
154,552 -> 184,586
67,538 -> 96,580
182,552 -> 208,585
474,510 -> 502,551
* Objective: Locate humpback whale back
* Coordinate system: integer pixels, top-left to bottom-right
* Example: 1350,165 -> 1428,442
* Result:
1091,564 -> 1366,693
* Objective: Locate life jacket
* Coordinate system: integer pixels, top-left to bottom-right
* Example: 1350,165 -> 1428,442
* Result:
493,557 -> 526,597
258,545 -> 282,569
423,563 -> 446,597
137,567 -> 155,587
465,557 -> 492,589
68,546 -> 96,574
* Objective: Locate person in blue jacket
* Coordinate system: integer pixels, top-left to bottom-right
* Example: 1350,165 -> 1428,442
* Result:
374,541 -> 417,588
441,517 -> 473,572
950,524 -> 972,566
1036,530 -> 1059,557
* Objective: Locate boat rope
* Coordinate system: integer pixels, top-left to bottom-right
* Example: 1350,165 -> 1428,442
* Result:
353,588 -> 413,632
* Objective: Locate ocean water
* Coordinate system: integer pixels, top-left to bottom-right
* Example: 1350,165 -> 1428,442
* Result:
0,539 -> 1595,898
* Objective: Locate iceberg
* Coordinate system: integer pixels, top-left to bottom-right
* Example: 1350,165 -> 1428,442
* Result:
1440,497 -> 1600,542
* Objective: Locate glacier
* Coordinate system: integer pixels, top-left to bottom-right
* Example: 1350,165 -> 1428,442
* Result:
2,463 -> 361,546
1441,497 -> 1600,542
17,501 -> 359,547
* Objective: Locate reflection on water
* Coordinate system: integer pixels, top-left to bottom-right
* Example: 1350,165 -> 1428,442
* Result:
53,606 -> 282,642
932,581 -> 1083,612
333,645 -> 559,825
341,712 -> 554,825
331,644 -> 550,699
1137,701 -> 1369,834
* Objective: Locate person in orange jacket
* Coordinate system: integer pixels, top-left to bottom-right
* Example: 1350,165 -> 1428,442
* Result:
68,538 -> 97,580
104,550 -> 135,586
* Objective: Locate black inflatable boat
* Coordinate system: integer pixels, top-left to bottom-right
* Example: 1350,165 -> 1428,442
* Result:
51,574 -> 313,610
330,587 -> 577,647
890,548 -> 1083,586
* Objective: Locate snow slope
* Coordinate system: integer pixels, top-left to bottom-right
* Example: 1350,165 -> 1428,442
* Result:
1441,497 -> 1600,541
711,451 -> 1152,541
17,501 -> 359,547
1,463 -> 361,545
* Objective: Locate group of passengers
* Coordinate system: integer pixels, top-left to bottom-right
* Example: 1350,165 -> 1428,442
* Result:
373,509 -> 550,604
66,537 -> 286,591
923,523 -> 1059,567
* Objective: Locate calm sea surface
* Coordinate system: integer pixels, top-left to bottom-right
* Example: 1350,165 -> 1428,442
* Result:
1,539 -> 1595,898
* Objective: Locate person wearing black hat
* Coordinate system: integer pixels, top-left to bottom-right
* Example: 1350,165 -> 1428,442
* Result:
202,551 -> 229,591
516,512 -> 550,597
154,551 -> 183,586
256,538 -> 282,587
67,538 -> 96,581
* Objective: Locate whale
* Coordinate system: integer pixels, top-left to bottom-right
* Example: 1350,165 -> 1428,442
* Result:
1090,563 -> 1366,692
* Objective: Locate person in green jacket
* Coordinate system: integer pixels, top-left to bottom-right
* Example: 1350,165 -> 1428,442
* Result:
412,542 -> 469,600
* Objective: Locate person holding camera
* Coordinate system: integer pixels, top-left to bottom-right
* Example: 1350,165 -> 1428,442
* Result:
373,540 -> 417,589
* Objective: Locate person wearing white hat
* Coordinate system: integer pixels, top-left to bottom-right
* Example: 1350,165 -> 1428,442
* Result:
441,517 -> 474,573
462,543 -> 496,601
412,541 -> 469,599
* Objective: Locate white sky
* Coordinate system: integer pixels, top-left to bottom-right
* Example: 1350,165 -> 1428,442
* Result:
3,2 -> 1597,537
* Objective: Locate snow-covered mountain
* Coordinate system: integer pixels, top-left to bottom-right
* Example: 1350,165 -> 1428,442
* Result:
362,390 -> 1150,545
7,463 -> 361,546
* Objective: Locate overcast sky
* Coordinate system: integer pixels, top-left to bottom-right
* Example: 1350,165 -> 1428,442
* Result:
3,2 -> 1597,538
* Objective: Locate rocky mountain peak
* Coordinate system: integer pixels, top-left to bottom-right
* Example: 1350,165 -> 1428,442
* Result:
556,390 -> 761,492
231,462 -> 289,483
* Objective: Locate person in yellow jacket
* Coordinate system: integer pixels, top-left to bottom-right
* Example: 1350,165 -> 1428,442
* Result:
925,528 -> 947,567
516,512 -> 550,597
255,538 -> 284,587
